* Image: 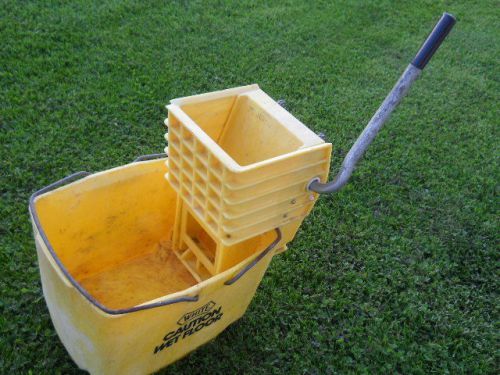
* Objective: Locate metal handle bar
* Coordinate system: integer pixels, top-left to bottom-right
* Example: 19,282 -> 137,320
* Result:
225,228 -> 282,285
133,153 -> 167,162
29,171 -> 200,315
309,12 -> 456,194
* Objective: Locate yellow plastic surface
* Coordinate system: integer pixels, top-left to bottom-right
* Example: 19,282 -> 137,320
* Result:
30,159 -> 280,374
171,197 -> 276,281
166,84 -> 332,246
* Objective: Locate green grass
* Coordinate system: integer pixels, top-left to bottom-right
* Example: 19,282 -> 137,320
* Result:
1,0 -> 498,373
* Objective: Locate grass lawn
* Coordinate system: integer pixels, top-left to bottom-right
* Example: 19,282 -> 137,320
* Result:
1,0 -> 498,373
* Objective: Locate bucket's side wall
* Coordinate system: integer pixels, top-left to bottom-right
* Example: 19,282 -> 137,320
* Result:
34,228 -> 101,372
34,162 -> 178,280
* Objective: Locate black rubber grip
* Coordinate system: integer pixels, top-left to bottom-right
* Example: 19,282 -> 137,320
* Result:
412,12 -> 456,70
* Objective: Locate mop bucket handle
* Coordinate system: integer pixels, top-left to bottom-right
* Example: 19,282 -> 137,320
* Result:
225,228 -> 282,285
308,12 -> 456,194
133,153 -> 167,162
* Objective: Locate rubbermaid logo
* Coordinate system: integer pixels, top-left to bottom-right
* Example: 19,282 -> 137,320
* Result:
177,301 -> 215,325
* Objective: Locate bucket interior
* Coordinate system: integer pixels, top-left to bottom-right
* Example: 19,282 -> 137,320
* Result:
33,161 -> 266,310
177,90 -> 314,167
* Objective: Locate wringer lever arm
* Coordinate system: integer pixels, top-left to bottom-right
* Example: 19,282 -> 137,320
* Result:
308,12 -> 456,194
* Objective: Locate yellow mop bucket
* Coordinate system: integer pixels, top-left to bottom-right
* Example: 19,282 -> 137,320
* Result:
29,84 -> 332,375
29,12 -> 456,373
29,158 -> 282,374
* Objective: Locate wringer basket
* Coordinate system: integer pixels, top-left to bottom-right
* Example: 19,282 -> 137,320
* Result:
29,85 -> 331,375
166,85 -> 331,280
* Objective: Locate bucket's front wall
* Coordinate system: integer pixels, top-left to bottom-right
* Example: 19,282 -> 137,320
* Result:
34,216 -> 277,375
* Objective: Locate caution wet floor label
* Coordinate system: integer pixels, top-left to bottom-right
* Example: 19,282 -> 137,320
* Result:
154,301 -> 224,354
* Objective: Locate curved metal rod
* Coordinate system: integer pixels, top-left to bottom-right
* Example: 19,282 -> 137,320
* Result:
133,153 -> 167,162
309,65 -> 421,193
309,12 -> 456,194
29,171 -> 199,315
225,228 -> 282,286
